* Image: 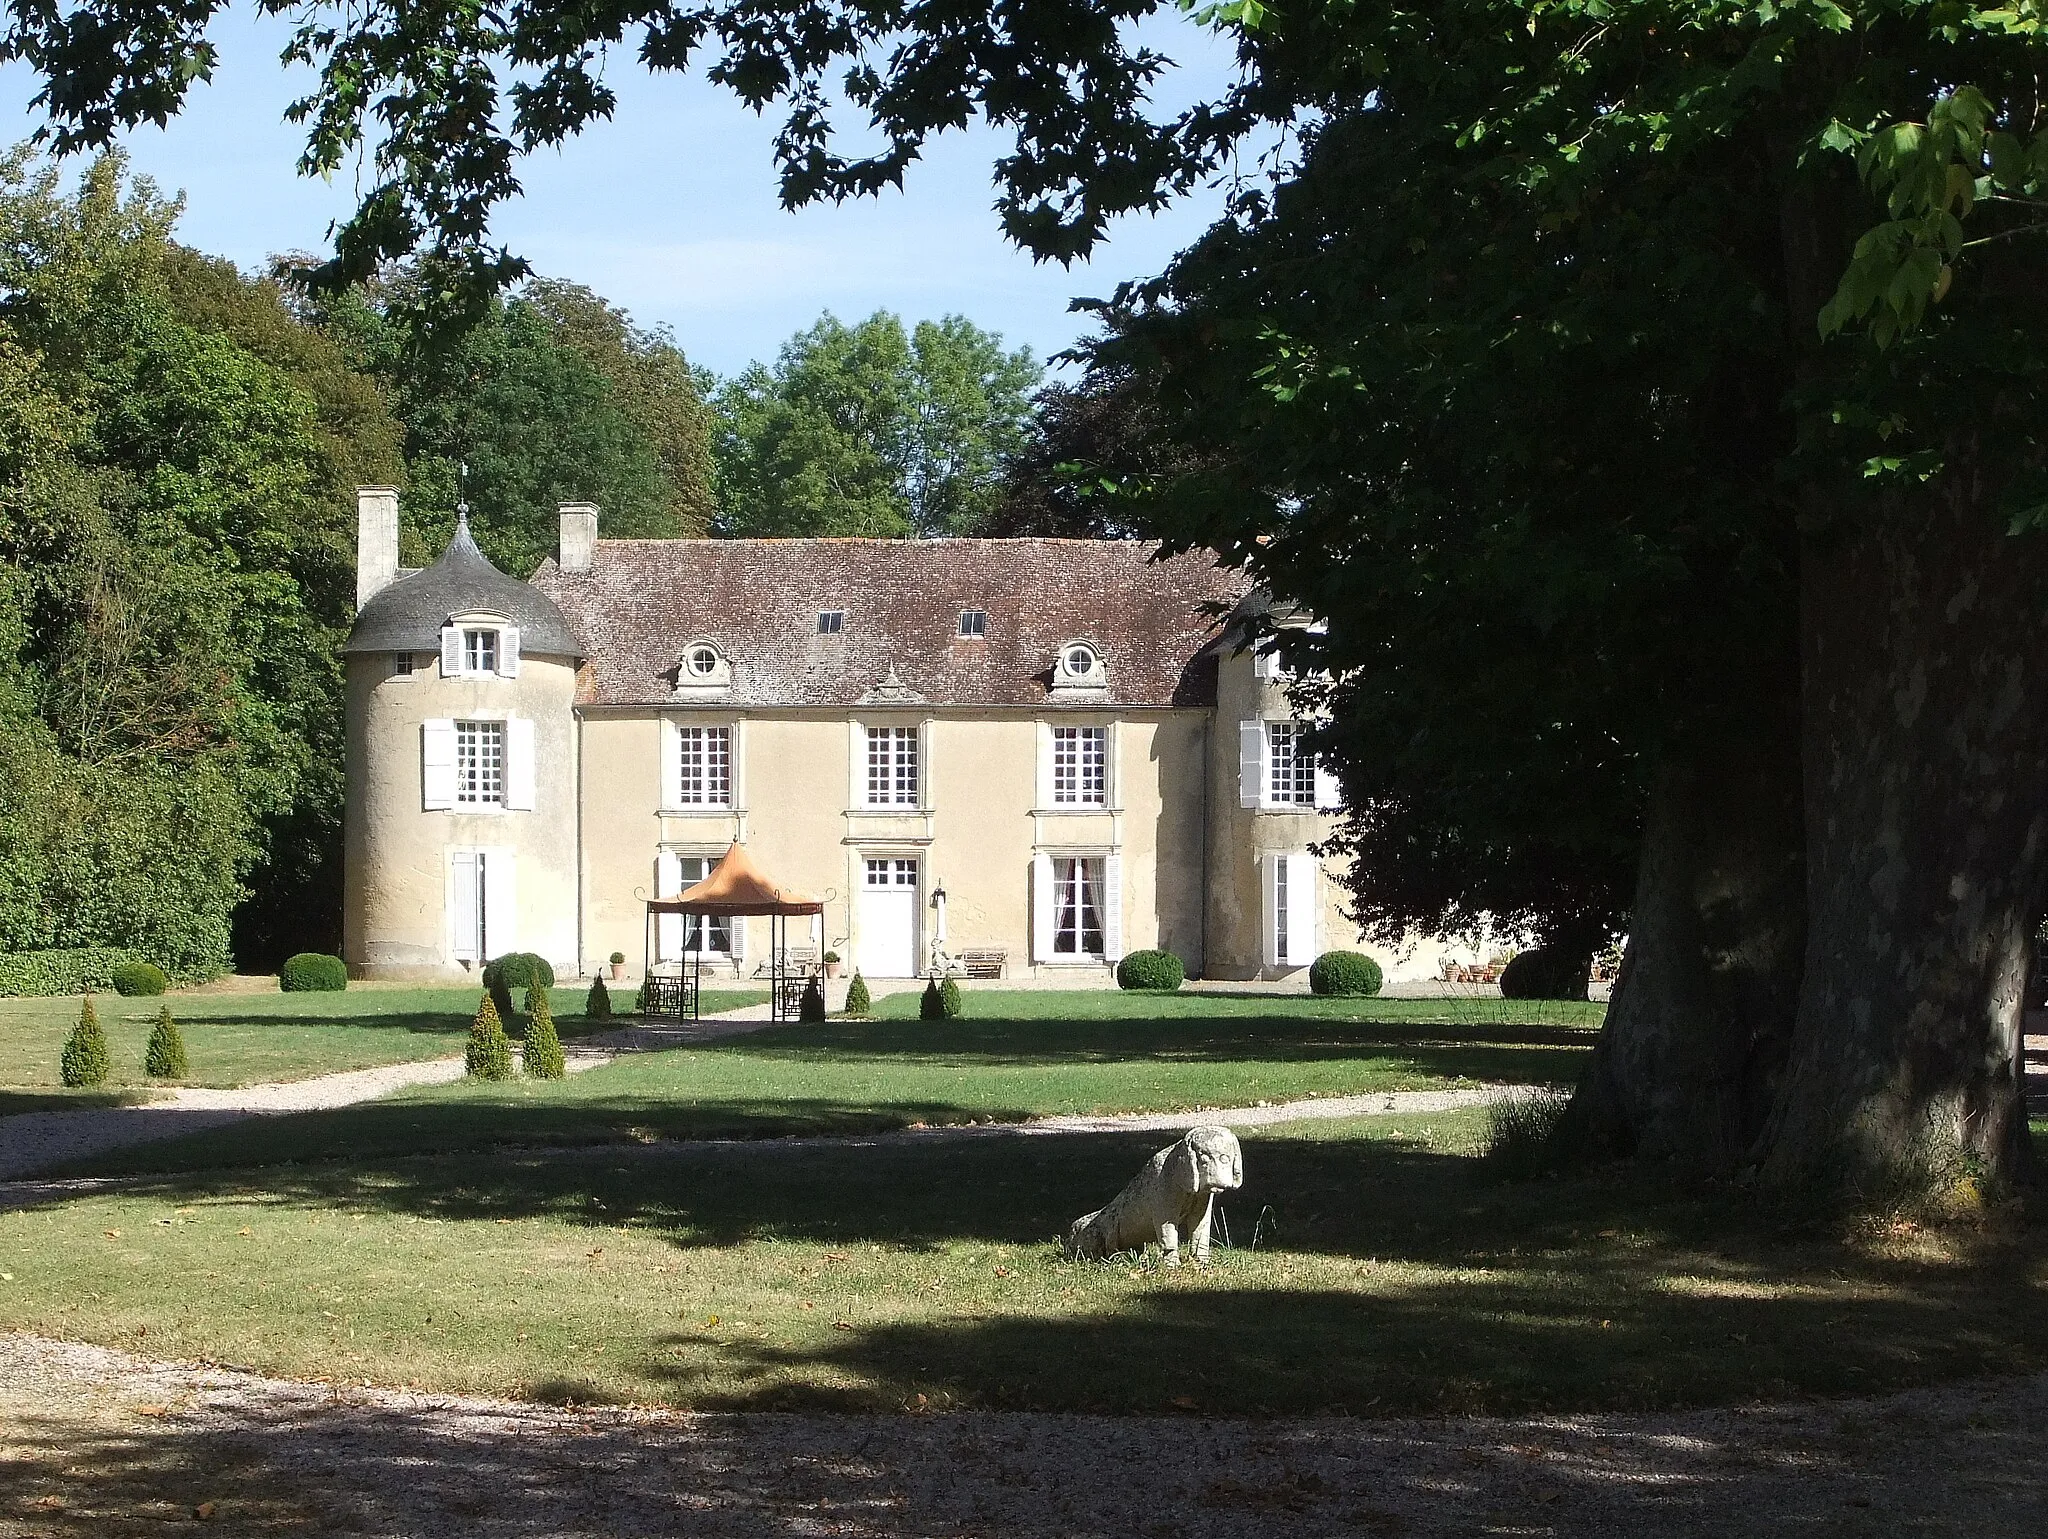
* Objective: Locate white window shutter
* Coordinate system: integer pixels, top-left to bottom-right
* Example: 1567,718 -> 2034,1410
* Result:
655,850 -> 683,961
1238,722 -> 1265,809
1314,758 -> 1343,811
448,850 -> 479,962
421,720 -> 457,810
728,913 -> 746,962
498,625 -> 521,678
1285,853 -> 1319,967
1261,854 -> 1281,970
482,848 -> 517,959
504,717 -> 536,810
1101,852 -> 1123,962
1031,852 -> 1055,964
1034,720 -> 1053,809
440,625 -> 462,676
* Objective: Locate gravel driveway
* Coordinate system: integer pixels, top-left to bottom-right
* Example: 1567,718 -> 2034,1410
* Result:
0,1332 -> 2039,1537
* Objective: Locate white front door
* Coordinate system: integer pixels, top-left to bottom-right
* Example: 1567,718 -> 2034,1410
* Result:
858,857 -> 919,976
449,848 -> 516,965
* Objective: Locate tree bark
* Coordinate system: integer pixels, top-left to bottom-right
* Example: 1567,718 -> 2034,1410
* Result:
1566,660 -> 1806,1172
1757,478 -> 2048,1192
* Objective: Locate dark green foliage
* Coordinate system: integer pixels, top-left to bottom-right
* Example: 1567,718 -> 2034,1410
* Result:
1115,949 -> 1184,992
919,978 -> 945,1021
0,948 -> 145,998
843,971 -> 872,1017
521,985 -> 566,1078
1499,947 -> 1593,1003
482,953 -> 554,991
938,974 -> 963,1019
143,1005 -> 187,1078
585,977 -> 612,1020
278,953 -> 348,992
59,995 -> 109,1086
1481,1089 -> 1573,1182
1309,952 -> 1384,999
109,961 -> 167,996
465,992 -> 514,1080
799,975 -> 827,1022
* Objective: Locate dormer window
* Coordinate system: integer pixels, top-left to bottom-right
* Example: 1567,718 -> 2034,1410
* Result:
818,610 -> 844,635
464,628 -> 498,675
674,638 -> 732,695
1052,639 -> 1108,692
439,619 -> 520,679
959,609 -> 987,638
686,645 -> 719,678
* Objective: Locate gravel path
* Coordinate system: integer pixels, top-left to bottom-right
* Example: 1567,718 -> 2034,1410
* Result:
0,1331 -> 2039,1537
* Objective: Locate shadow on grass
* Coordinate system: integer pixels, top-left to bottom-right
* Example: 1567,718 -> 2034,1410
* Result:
0,1088 -> 146,1115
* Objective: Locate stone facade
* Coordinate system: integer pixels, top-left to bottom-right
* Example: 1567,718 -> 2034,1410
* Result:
342,494 -> 1465,984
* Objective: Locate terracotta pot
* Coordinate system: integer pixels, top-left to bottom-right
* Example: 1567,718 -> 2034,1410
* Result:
826,961 -> 844,979
609,962 -> 625,980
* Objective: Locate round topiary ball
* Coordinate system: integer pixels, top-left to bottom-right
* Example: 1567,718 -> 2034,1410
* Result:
279,953 -> 348,992
1499,946 -> 1592,1001
481,953 -> 555,991
1308,950 -> 1383,998
110,961 -> 168,997
1115,949 -> 1185,991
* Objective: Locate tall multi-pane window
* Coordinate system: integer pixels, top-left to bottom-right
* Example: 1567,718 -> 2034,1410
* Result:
454,721 -> 505,807
677,855 -> 731,952
1267,722 -> 1317,805
462,627 -> 498,674
677,725 -> 732,806
1274,856 -> 1291,963
865,725 -> 919,805
1052,726 -> 1107,805
1053,858 -> 1105,955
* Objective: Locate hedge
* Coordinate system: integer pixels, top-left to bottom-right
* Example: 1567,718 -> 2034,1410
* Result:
0,947 -> 147,998
1116,950 -> 1185,991
279,953 -> 348,992
1309,950 -> 1384,998
111,961 -> 169,996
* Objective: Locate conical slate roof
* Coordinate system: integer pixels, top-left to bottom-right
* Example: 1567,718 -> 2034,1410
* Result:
345,519 -> 579,657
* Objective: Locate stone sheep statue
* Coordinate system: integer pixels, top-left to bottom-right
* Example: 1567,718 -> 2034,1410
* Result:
1062,1125 -> 1244,1267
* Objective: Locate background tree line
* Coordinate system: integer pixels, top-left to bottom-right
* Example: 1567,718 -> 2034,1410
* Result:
0,146 -> 1077,973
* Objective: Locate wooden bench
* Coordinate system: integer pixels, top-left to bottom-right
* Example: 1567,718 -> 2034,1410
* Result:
959,948 -> 1007,979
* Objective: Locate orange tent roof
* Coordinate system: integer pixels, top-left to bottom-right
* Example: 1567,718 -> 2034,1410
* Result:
646,842 -> 824,916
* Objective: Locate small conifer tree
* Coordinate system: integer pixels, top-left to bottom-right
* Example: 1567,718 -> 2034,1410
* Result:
939,974 -> 963,1019
60,995 -> 111,1087
523,985 -> 567,1079
844,971 -> 872,1016
144,1006 -> 188,1078
585,976 -> 612,1019
466,991 -> 515,1080
919,977 -> 945,1020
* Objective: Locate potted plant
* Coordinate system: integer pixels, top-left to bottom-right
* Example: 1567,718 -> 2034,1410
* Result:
823,950 -> 843,979
608,950 -> 626,980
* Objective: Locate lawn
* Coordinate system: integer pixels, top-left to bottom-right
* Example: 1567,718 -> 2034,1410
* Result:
4,1111 -> 2043,1417
64,991 -> 1601,1174
0,985 -> 766,1110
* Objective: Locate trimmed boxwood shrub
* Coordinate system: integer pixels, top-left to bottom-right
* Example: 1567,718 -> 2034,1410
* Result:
0,948 -> 146,998
522,986 -> 566,1079
919,978 -> 946,1021
844,971 -> 872,1017
466,992 -> 514,1080
1309,950 -> 1384,998
483,953 -> 553,1027
1499,946 -> 1593,1001
939,974 -> 963,1019
60,996 -> 110,1086
279,953 -> 348,992
110,961 -> 169,996
144,1007 -> 188,1078
585,977 -> 613,1019
1116,950 -> 1185,992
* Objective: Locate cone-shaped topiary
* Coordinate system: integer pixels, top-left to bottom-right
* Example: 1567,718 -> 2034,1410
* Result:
939,974 -> 963,1018
919,977 -> 946,1020
844,971 -> 872,1017
466,991 -> 515,1079
144,1006 -> 188,1078
586,976 -> 612,1019
60,995 -> 111,1087
522,985 -> 566,1079
799,975 -> 827,1022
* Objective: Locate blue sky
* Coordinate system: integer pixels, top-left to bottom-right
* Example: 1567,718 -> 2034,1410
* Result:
0,8 -> 1246,377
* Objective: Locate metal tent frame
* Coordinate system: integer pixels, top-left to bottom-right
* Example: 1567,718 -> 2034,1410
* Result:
642,843 -> 825,1023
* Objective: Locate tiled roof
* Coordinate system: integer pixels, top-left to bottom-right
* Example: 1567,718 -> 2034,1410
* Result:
530,538 -> 1244,708
346,519 -> 579,657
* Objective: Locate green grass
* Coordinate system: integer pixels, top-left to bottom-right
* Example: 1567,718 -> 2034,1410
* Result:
5,1111 -> 2042,1417
65,992 -> 1600,1174
0,986 -> 765,1104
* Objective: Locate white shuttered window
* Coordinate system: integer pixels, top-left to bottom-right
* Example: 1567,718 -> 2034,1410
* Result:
865,725 -> 919,805
1052,726 -> 1107,805
677,726 -> 733,806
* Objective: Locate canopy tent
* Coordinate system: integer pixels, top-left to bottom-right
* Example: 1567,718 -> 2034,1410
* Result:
643,843 -> 825,1022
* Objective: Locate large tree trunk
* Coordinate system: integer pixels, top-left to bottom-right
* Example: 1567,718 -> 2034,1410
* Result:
1757,478 -> 2048,1193
1566,653 -> 1807,1172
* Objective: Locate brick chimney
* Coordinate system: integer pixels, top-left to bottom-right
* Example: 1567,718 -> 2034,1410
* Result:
558,502 -> 599,573
355,487 -> 400,609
